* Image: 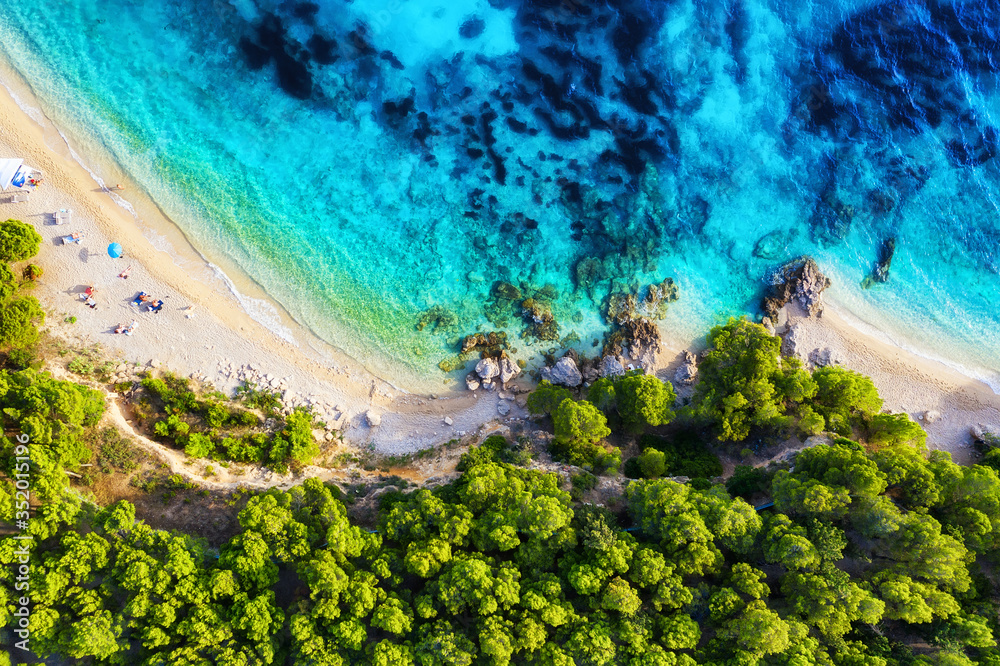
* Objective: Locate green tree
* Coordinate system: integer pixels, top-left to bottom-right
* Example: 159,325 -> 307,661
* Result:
526,381 -> 573,415
551,398 -> 611,466
637,448 -> 666,478
0,296 -> 44,349
691,318 -> 791,441
0,219 -> 42,262
811,366 -> 883,435
614,373 -> 676,432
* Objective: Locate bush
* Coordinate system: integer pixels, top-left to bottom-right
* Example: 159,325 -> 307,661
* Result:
0,218 -> 42,262
236,380 -> 283,415
5,345 -> 36,369
798,405 -> 826,437
184,433 -> 215,458
727,465 -> 771,500
22,263 -> 42,281
637,448 -> 666,478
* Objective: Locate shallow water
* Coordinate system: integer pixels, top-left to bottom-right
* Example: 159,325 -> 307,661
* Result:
1,0 -> 998,388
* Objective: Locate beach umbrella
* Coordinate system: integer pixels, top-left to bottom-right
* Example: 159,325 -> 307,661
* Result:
107,242 -> 123,258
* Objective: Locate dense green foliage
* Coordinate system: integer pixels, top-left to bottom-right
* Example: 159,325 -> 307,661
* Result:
5,428 -> 999,665
692,318 -> 815,441
627,433 -> 724,480
138,373 -> 321,470
0,219 -> 41,263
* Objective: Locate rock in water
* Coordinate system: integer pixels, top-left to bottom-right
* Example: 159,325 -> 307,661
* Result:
599,355 -> 626,378
476,357 -> 500,381
541,356 -> 583,387
673,351 -> 698,385
866,236 -> 896,286
365,411 -> 381,427
466,372 -> 481,391
762,256 -> 831,318
498,354 -> 521,384
753,229 -> 797,260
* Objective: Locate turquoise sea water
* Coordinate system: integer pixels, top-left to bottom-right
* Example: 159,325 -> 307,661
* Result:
1,0 -> 999,389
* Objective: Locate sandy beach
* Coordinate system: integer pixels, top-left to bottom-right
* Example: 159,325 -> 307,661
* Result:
0,77 -> 525,454
0,75 -> 997,463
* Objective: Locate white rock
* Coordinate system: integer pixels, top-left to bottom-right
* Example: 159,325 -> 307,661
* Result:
599,355 -> 625,378
465,372 -> 481,391
481,380 -> 496,391
365,410 -> 381,427
923,410 -> 942,424
476,357 -> 500,381
541,356 -> 583,387
498,355 -> 521,384
444,417 -> 454,426
498,401 -> 510,416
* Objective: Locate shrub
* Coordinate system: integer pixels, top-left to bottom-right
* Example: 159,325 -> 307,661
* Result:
727,465 -> 771,500
0,219 -> 42,262
639,432 -> 723,479
236,380 -> 283,415
22,263 -> 42,281
153,414 -> 190,441
184,432 -> 215,458
68,358 -> 94,375
637,448 -> 666,478
283,409 -> 319,464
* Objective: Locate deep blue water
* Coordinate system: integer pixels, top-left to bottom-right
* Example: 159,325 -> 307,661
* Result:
1,0 -> 999,388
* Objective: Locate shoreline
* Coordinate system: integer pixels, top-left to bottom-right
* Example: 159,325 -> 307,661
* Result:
0,63 -> 997,458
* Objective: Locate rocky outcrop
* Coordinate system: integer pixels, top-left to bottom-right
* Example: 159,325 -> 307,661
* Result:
461,331 -> 509,355
498,354 -> 521,384
541,356 -> 583,387
673,351 -> 698,385
599,355 -> 625,378
521,297 -> 559,341
808,347 -> 843,368
604,317 -> 661,360
475,357 -> 500,381
863,237 -> 896,288
762,256 -> 831,319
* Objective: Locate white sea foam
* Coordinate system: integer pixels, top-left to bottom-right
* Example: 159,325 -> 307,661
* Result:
0,77 -> 44,126
209,262 -> 299,346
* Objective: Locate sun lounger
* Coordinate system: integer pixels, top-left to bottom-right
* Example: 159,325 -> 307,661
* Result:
10,192 -> 28,203
54,209 -> 72,225
60,233 -> 84,245
130,292 -> 148,306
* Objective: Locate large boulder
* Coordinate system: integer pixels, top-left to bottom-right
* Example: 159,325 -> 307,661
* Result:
498,354 -> 521,384
365,410 -> 381,427
673,351 -> 698,386
541,356 -> 583,387
598,355 -> 626,378
475,357 -> 500,381
762,256 -> 831,318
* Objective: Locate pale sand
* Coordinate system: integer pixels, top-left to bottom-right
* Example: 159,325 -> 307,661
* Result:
0,80 -> 522,454
0,78 -> 995,464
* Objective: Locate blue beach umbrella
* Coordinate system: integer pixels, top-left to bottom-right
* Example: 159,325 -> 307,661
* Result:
107,242 -> 123,258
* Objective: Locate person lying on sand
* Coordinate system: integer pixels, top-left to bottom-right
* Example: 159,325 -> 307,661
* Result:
61,232 -> 84,245
130,292 -> 149,306
115,321 -> 137,336
118,266 -> 132,279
